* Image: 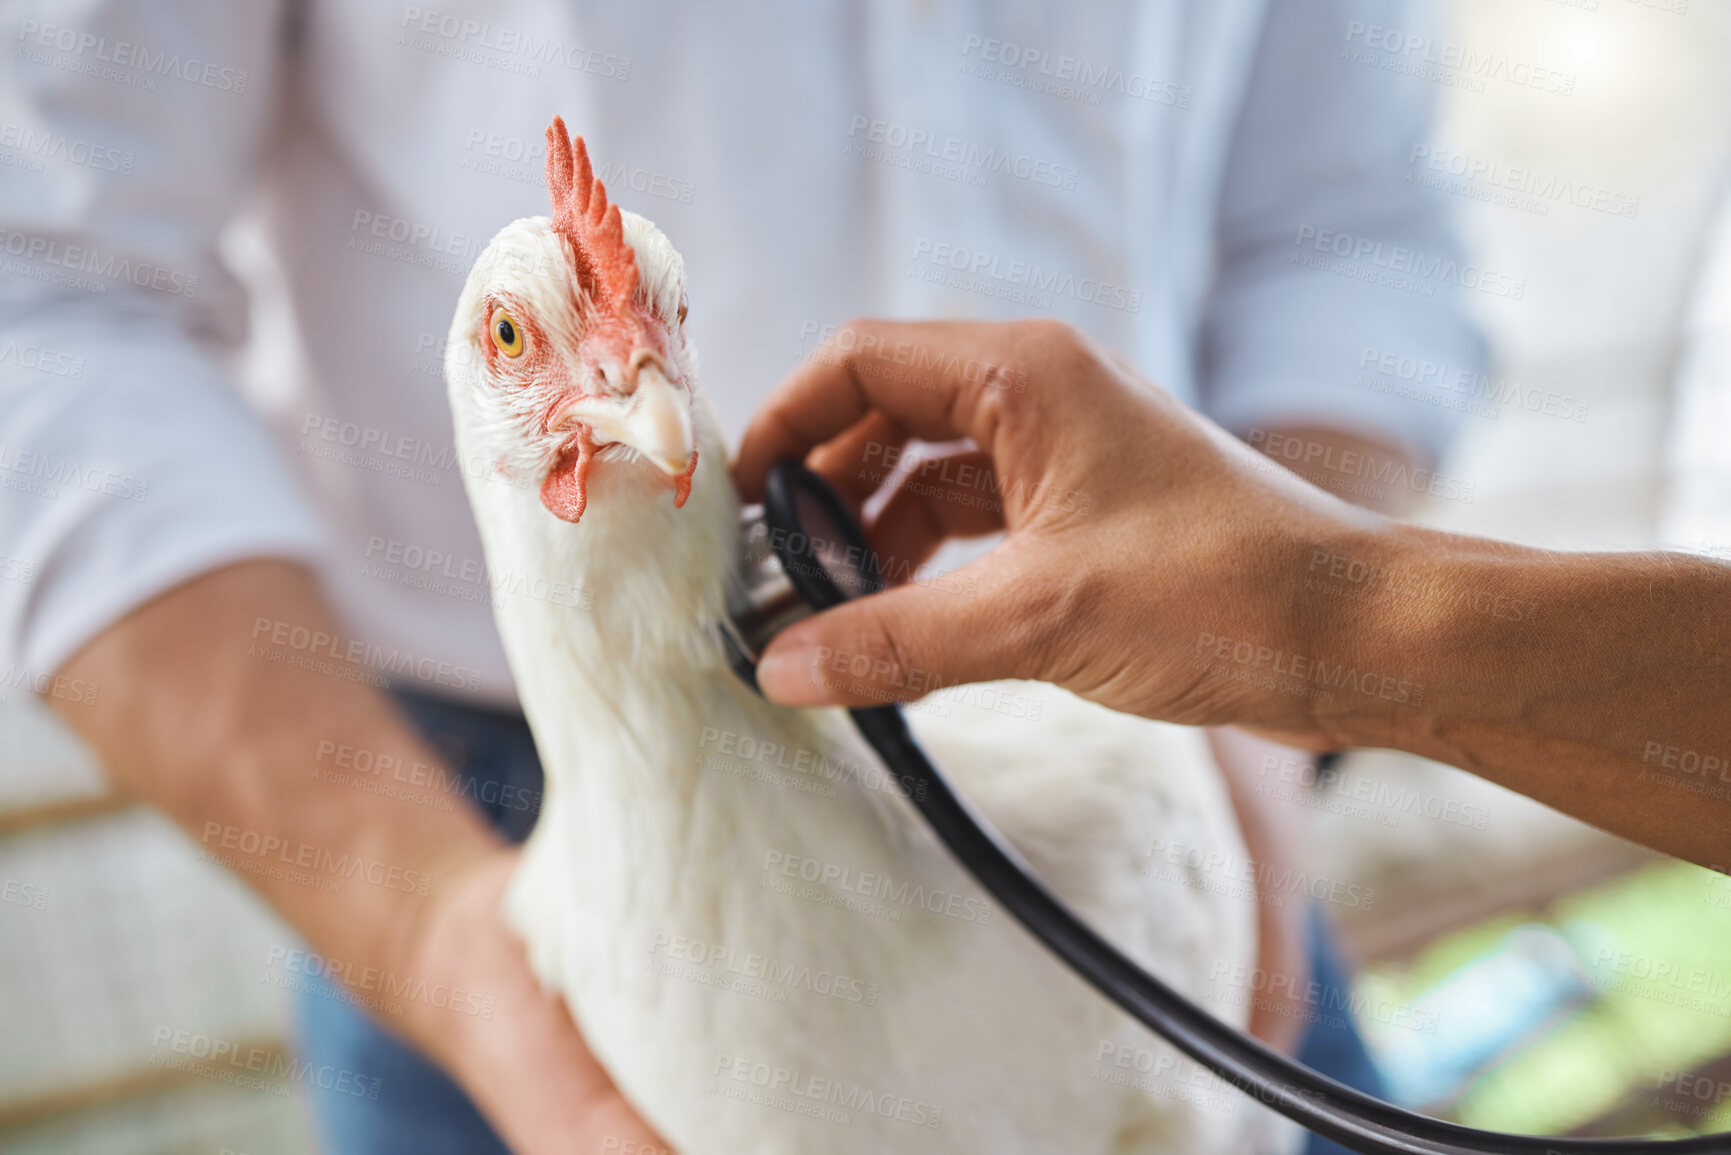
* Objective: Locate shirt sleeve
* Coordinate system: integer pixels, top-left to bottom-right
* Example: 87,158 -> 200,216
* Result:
0,2 -> 326,680
1200,0 -> 1488,468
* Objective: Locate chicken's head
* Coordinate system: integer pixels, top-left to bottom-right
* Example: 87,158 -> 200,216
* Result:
446,116 -> 701,527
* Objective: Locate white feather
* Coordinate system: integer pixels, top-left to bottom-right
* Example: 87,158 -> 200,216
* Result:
446,208 -> 1290,1154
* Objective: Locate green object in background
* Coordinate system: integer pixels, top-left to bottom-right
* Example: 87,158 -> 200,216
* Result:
1355,861 -> 1731,1136
1364,924 -> 1592,1110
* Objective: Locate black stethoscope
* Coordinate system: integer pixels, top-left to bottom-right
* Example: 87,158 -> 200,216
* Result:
719,460 -> 1723,1155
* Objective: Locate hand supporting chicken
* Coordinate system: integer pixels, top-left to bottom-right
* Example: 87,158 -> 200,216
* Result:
444,117 -> 1291,1154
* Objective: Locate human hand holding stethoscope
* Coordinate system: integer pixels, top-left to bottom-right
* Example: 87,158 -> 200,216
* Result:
730,318 -> 1731,1154
733,317 -> 1731,875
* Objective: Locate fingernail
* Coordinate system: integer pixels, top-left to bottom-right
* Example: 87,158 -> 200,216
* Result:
755,643 -> 833,706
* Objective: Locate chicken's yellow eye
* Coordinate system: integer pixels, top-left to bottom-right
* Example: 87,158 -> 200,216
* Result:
490,308 -> 525,358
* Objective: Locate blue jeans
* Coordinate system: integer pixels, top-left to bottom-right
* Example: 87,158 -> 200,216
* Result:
292,691 -> 1386,1155
1294,902 -> 1387,1155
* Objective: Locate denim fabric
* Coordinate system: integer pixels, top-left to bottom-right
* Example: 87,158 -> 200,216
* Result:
292,691 -> 1386,1153
1297,902 -> 1390,1155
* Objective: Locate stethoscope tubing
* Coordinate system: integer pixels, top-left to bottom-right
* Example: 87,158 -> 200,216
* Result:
757,460 -> 1729,1154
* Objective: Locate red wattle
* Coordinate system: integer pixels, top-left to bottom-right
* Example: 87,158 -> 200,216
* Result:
673,449 -> 698,509
540,434 -> 597,523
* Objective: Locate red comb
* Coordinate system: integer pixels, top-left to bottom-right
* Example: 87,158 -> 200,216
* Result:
545,116 -> 639,315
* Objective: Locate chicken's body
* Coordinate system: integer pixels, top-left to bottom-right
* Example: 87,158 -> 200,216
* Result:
445,120 -> 1282,1154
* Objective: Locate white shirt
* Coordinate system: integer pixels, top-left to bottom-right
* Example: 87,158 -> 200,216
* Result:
0,0 -> 1480,707
1661,180 -> 1731,557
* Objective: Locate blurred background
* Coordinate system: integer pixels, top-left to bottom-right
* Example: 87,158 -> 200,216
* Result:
4,0 -> 1731,1150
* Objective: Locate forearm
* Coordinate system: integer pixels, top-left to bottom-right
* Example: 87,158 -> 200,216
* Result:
1313,523 -> 1731,867
1206,729 -> 1313,1053
48,560 -> 500,991
736,317 -> 1728,869
47,559 -> 675,1152
1254,426 -> 1731,864
1253,425 -> 1417,517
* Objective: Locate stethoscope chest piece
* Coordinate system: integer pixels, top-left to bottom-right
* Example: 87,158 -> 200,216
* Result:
713,460 -> 1718,1155
722,460 -> 883,690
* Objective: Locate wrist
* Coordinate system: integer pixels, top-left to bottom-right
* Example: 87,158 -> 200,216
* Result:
388,845 -> 513,1071
1289,518 -> 1438,752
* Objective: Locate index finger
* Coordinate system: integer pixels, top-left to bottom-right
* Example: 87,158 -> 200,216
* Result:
732,318 -> 1033,500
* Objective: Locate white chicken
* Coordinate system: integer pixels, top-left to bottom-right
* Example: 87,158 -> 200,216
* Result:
445,116 -> 1283,1155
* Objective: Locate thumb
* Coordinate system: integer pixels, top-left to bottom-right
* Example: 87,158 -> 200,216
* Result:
754,557 -> 1045,707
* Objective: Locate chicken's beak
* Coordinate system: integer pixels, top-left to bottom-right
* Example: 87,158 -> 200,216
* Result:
551,362 -> 694,476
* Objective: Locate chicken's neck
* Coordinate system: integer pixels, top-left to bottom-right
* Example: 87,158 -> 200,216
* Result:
472,429 -> 784,814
